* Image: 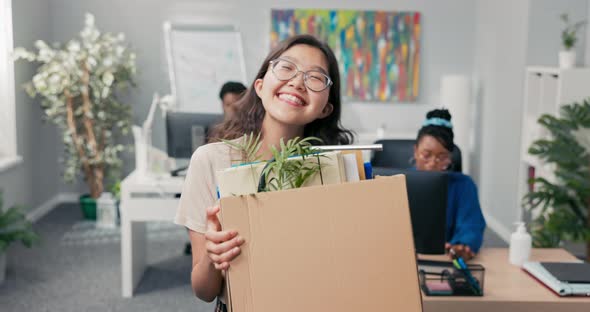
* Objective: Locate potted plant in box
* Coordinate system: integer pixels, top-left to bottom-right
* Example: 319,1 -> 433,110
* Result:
14,13 -> 137,219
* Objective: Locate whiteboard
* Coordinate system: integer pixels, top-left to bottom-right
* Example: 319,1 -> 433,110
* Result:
163,23 -> 247,113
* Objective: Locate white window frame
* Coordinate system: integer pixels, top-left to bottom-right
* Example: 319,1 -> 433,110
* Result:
0,0 -> 21,172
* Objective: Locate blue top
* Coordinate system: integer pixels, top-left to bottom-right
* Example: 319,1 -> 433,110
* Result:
445,172 -> 486,253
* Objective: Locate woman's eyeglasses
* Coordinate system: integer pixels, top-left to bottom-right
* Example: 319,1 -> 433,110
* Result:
269,58 -> 332,92
417,150 -> 451,165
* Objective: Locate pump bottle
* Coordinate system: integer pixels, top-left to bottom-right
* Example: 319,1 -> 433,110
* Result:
509,222 -> 532,266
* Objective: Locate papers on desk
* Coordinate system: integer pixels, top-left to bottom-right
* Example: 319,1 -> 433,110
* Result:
522,261 -> 590,296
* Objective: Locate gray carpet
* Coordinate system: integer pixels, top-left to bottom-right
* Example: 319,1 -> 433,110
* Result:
0,203 -> 215,312
0,203 -> 508,312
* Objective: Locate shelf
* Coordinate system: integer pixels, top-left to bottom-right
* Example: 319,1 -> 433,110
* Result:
518,66 -> 590,212
527,66 -> 560,76
521,154 -> 542,168
527,66 -> 590,76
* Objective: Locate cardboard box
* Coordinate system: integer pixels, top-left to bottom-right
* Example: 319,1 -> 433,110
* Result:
219,175 -> 423,312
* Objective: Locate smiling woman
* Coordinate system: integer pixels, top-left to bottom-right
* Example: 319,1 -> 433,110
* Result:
0,0 -> 19,170
175,34 -> 354,310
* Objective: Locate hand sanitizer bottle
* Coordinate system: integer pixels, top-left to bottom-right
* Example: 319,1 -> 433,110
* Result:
509,222 -> 532,266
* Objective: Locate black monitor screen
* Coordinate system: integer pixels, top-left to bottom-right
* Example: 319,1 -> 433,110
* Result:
165,112 -> 223,159
373,167 -> 448,255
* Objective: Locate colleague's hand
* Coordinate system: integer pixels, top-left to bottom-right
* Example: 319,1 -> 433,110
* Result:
204,205 -> 244,270
445,243 -> 475,261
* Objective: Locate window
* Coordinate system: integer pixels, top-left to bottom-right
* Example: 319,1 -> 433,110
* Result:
0,0 -> 20,171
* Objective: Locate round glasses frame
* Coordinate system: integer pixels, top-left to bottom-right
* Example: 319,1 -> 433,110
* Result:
416,150 -> 451,165
269,58 -> 333,92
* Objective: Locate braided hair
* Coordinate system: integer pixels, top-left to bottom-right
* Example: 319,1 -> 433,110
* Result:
417,108 -> 454,152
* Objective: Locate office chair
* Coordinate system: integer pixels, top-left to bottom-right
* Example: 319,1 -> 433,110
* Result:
371,139 -> 463,173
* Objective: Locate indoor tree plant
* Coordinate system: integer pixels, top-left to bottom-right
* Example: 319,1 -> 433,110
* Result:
558,13 -> 586,69
0,192 -> 39,284
523,98 -> 590,262
14,13 -> 136,218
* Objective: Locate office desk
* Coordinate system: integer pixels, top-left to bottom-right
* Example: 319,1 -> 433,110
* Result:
120,171 -> 184,297
420,248 -> 590,312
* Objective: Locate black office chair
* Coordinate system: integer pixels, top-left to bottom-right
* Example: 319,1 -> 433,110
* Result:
371,139 -> 462,173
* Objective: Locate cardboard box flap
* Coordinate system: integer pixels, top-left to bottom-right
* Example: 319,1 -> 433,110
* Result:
220,175 -> 422,312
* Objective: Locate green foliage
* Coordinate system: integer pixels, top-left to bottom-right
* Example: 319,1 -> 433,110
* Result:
222,132 -> 263,165
13,13 -> 136,198
223,134 -> 325,192
261,137 -> 324,192
0,193 -> 39,253
560,13 -> 587,50
524,98 -> 590,248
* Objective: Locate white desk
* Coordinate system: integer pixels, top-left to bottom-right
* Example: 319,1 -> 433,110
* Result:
120,170 -> 184,297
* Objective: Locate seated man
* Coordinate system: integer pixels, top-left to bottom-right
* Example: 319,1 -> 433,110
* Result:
219,81 -> 247,119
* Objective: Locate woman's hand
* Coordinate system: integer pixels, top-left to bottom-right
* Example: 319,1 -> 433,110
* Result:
204,205 -> 245,270
445,243 -> 475,261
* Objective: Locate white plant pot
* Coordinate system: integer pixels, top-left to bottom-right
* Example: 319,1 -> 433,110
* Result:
0,252 -> 6,285
559,50 -> 576,69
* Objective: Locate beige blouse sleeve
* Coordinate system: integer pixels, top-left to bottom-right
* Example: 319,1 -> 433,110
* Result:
174,145 -> 217,233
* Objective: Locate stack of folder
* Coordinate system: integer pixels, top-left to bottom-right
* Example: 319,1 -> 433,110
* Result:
522,261 -> 590,296
216,150 -> 366,198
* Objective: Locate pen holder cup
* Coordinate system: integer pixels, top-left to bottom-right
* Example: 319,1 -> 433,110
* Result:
419,264 -> 485,296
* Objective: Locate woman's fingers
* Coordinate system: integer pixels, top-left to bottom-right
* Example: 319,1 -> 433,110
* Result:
446,244 -> 476,260
205,229 -> 237,244
206,235 -> 244,254
209,245 -> 242,263
206,205 -> 222,232
204,205 -> 245,269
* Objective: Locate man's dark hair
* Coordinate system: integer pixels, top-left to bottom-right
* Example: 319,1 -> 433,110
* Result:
219,81 -> 247,100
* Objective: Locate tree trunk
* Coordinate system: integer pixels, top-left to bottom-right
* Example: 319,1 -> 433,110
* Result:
89,166 -> 104,199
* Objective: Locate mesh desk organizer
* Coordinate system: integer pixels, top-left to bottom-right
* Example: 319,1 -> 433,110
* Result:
418,259 -> 485,296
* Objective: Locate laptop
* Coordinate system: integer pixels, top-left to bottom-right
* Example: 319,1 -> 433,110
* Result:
523,261 -> 590,296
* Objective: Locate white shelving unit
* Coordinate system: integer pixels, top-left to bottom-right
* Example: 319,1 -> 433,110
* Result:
517,66 -> 590,219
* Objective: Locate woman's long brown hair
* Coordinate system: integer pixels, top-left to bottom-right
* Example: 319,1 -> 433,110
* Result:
208,34 -> 353,145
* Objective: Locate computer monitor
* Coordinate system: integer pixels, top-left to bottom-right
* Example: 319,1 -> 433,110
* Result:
165,111 -> 223,159
373,167 -> 448,254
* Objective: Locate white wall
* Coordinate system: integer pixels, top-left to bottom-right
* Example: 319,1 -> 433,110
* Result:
586,0 -> 590,65
10,0 -> 587,223
0,0 -> 57,212
48,0 -> 477,156
473,0 -> 589,241
473,0 -> 531,240
527,0 -> 588,67
4,0 -> 477,213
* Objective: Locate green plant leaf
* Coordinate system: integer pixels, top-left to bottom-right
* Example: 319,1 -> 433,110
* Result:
524,98 -> 590,253
0,192 -> 40,252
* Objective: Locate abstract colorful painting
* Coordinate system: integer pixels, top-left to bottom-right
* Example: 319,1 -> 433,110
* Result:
271,9 -> 421,103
